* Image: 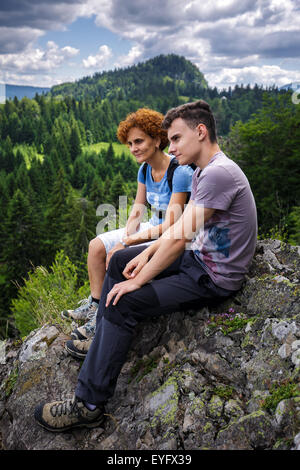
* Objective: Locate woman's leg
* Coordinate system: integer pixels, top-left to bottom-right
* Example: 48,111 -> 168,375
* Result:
90,222 -> 155,300
87,237 -> 107,300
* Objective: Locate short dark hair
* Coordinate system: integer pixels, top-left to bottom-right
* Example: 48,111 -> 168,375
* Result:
162,100 -> 217,143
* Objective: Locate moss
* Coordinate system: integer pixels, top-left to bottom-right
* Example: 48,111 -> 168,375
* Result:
206,310 -> 251,335
203,422 -> 214,433
150,373 -> 182,429
4,366 -> 19,397
16,364 -> 52,397
213,385 -> 234,400
189,396 -> 205,414
208,395 -> 223,418
261,380 -> 300,412
128,355 -> 159,383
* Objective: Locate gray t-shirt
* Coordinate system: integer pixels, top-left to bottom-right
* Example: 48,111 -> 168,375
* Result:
190,151 -> 257,291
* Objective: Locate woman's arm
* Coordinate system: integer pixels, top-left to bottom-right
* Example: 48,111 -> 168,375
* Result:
105,182 -> 147,269
123,191 -> 188,246
124,182 -> 147,237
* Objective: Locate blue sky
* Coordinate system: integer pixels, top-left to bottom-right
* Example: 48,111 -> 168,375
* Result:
0,0 -> 299,90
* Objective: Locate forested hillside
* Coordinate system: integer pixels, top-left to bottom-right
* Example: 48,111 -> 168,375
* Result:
0,54 -> 299,339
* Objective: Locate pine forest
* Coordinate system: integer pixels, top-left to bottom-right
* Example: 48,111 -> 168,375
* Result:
0,54 -> 299,339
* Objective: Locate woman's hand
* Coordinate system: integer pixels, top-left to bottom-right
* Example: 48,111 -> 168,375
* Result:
122,250 -> 150,279
105,279 -> 142,306
106,242 -> 125,270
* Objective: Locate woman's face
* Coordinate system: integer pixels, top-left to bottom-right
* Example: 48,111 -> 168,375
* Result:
127,127 -> 160,163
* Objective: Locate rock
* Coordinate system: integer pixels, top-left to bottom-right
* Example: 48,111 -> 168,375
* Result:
214,410 -> 275,450
0,341 -> 6,365
19,324 -> 60,363
0,239 -> 299,450
292,432 -> 300,450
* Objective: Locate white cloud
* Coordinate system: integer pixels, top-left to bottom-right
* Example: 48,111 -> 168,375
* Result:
82,45 -> 112,69
1,0 -> 300,89
81,0 -> 300,90
205,64 -> 300,89
0,41 -> 79,74
115,45 -> 144,68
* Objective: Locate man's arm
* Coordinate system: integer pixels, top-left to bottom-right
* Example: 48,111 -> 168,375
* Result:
106,202 -> 215,306
131,202 -> 215,284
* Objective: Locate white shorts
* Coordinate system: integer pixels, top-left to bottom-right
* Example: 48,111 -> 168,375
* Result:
97,221 -> 156,254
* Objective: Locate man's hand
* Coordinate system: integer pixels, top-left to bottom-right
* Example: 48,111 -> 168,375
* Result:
123,249 -> 151,279
105,278 -> 142,306
106,242 -> 125,270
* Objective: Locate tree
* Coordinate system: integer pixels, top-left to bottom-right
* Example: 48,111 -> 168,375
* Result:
69,124 -> 82,162
287,207 -> 300,245
62,196 -> 98,280
44,168 -> 72,261
224,94 -> 300,235
1,189 -> 42,320
109,172 -> 126,209
89,176 -> 104,209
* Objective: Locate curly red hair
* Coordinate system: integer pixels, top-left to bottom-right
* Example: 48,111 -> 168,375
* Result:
117,108 -> 169,150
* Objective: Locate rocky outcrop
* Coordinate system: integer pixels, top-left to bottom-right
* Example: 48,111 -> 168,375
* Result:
0,239 -> 299,450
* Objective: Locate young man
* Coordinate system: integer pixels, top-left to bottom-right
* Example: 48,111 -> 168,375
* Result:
34,100 -> 257,432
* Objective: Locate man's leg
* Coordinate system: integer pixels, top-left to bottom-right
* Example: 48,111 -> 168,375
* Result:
75,246 -> 180,404
34,247 -> 233,431
75,247 -> 232,405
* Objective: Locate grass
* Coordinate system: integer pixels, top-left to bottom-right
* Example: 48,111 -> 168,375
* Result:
82,141 -> 132,157
13,143 -> 44,169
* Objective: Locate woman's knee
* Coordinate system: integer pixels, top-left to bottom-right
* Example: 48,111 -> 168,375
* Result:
89,237 -> 106,258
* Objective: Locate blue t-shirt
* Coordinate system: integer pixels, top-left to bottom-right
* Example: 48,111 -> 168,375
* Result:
137,155 -> 194,225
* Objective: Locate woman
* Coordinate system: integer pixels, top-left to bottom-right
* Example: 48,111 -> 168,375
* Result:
62,108 -> 194,340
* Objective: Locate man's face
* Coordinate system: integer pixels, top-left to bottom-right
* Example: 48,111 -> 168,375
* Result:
167,118 -> 201,165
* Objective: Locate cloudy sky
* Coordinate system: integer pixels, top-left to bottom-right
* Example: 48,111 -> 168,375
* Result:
0,0 -> 299,90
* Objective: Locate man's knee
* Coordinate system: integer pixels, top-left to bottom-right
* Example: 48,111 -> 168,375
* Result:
107,248 -> 134,279
103,297 -> 133,331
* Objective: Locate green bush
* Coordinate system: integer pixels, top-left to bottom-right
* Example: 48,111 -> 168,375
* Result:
11,250 -> 90,337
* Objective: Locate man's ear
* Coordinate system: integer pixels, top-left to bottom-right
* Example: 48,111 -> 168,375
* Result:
197,123 -> 206,141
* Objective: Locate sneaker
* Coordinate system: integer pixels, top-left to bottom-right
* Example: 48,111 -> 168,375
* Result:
34,395 -> 105,432
71,312 -> 97,340
61,295 -> 99,321
65,338 -> 92,359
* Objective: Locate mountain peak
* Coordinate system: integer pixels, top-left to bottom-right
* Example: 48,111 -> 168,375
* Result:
50,54 -> 208,101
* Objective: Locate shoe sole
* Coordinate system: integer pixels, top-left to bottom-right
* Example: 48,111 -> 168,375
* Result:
65,342 -> 88,359
61,311 -> 89,322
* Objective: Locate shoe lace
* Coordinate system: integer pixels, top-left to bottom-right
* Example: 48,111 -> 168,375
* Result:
77,297 -> 90,307
86,310 -> 97,321
50,399 -> 81,418
73,297 -> 92,313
